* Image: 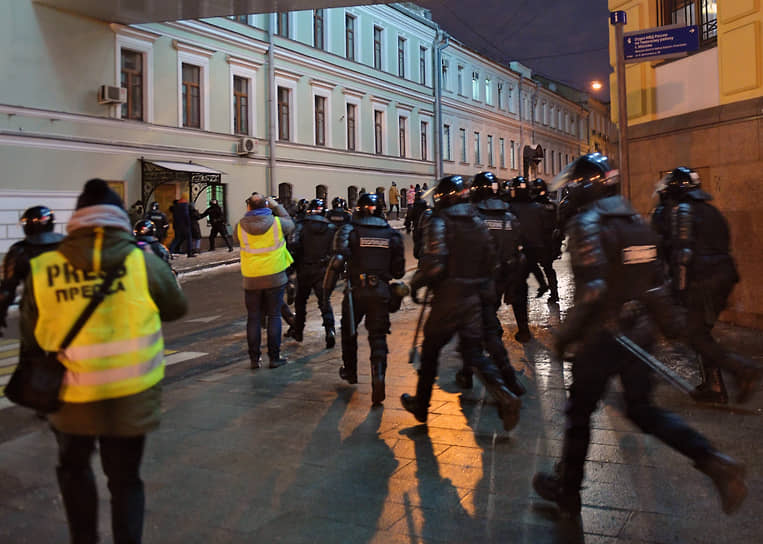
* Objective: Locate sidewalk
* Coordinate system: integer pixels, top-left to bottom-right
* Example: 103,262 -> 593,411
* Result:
1,240 -> 761,543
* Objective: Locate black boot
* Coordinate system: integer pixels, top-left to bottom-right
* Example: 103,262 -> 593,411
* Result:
473,368 -> 521,431
548,287 -> 559,303
514,327 -> 532,343
532,472 -> 582,518
696,451 -> 747,515
400,393 -> 427,423
325,326 -> 336,349
371,363 -> 386,405
455,369 -> 473,389
339,366 -> 357,384
727,354 -> 763,404
497,358 -> 526,396
268,354 -> 288,368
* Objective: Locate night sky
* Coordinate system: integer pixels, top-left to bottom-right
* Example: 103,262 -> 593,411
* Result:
424,0 -> 612,100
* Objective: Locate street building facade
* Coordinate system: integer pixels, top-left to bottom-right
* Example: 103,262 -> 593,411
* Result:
607,0 -> 762,328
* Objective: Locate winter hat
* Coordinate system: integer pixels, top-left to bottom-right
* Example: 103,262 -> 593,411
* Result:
75,178 -> 124,210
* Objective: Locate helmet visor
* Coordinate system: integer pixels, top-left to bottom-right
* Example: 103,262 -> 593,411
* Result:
549,163 -> 619,193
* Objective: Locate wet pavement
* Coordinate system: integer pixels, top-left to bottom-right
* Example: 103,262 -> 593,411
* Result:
1,228 -> 762,543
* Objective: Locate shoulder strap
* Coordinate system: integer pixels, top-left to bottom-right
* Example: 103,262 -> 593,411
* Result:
58,253 -> 130,351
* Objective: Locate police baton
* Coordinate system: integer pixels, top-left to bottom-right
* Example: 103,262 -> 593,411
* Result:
614,334 -> 694,394
408,288 -> 429,369
345,273 -> 357,338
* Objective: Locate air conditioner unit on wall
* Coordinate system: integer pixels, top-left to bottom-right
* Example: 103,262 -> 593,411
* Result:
237,137 -> 257,155
98,85 -> 127,104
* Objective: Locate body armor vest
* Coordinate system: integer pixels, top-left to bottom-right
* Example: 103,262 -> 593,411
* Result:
510,201 -> 546,248
442,211 -> 489,280
478,204 -> 521,265
349,223 -> 394,280
301,216 -> 335,266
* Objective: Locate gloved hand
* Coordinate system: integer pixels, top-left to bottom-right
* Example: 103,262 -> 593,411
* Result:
410,284 -> 422,304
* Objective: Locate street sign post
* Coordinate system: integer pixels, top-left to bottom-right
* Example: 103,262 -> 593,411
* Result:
624,24 -> 700,63
610,11 -> 630,199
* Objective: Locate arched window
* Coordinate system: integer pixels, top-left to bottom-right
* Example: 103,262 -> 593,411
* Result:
315,184 -> 328,201
278,182 -> 293,205
347,185 -> 358,208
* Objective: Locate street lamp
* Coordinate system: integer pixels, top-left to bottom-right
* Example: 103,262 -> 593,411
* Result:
591,80 -> 603,91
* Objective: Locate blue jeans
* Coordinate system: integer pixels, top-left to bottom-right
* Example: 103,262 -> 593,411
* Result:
245,285 -> 285,360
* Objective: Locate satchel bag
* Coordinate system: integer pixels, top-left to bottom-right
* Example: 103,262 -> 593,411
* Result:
5,260 -> 126,413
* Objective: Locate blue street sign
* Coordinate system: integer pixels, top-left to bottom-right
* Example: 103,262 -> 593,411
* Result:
623,25 -> 700,62
610,11 -> 627,25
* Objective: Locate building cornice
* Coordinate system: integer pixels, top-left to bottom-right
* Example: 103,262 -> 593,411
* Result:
109,23 -> 161,42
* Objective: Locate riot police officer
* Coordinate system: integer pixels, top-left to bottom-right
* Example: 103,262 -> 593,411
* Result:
659,167 -> 761,404
326,197 -> 351,227
201,199 -> 233,252
400,176 -> 521,431
0,206 -> 64,335
294,198 -> 309,222
461,171 -> 526,395
532,154 -> 747,519
288,199 -> 336,348
134,219 -> 172,266
511,176 -> 559,304
532,178 -> 563,262
323,193 -> 405,405
146,202 -> 169,243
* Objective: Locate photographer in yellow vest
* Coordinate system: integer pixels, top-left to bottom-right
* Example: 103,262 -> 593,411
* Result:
237,192 -> 295,369
21,178 -> 187,544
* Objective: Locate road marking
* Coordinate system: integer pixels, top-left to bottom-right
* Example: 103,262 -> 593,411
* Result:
185,315 -> 221,324
165,351 -> 206,366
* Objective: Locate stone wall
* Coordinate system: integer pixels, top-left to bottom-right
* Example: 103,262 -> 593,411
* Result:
627,96 -> 763,329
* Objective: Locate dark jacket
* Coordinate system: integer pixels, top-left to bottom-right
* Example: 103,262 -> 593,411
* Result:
20,205 -> 187,436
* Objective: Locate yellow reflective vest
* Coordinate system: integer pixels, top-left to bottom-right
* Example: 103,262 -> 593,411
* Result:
30,245 -> 164,403
237,217 -> 293,278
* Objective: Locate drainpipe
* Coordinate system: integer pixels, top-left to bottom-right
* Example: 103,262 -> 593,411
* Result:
433,30 -> 448,180
267,13 -> 277,197
518,74 -> 524,165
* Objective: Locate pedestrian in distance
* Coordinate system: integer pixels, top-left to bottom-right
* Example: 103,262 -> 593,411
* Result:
287,198 -> 336,349
237,193 -> 295,369
201,198 -> 233,252
145,202 -> 169,243
400,175 -> 522,431
324,193 -> 406,406
388,182 -> 400,220
654,167 -> 762,404
21,178 -> 187,544
326,197 -> 351,227
532,153 -> 747,521
0,206 -> 64,336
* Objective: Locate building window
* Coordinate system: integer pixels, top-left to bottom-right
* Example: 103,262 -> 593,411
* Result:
314,95 -> 326,146
499,138 -> 505,168
345,14 -> 356,61
399,116 -> 407,158
485,78 -> 492,106
550,106 -> 555,128
459,128 -> 466,162
181,63 -> 201,128
373,26 -> 383,70
441,60 -> 449,91
374,110 -> 384,154
550,150 -> 555,175
659,0 -> 717,44
510,139 -> 516,169
419,47 -> 427,85
420,121 -> 428,161
472,72 -> 479,100
443,124 -> 451,161
497,82 -> 503,109
397,37 -> 406,78
276,12 -> 289,38
233,75 -> 249,135
277,86 -> 290,141
314,9 -> 325,50
231,15 -> 248,24
487,135 -> 493,167
121,49 -> 143,121
346,103 -> 356,151
474,132 -> 481,164
508,86 -> 514,113
457,65 -> 464,95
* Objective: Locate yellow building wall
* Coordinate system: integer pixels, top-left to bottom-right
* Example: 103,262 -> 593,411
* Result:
608,0 -> 763,120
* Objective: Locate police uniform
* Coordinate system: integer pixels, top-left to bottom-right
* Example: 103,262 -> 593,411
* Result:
201,201 -> 233,251
532,155 -> 747,519
400,176 -> 521,431
146,206 -> 169,243
288,208 -> 336,347
324,195 -> 405,405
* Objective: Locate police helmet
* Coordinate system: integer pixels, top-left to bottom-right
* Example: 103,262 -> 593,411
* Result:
531,178 -> 548,200
307,198 -> 326,216
470,171 -> 498,202
331,196 -> 348,210
150,202 -> 160,212
510,176 -> 531,202
133,219 -> 156,238
356,193 -> 378,216
549,153 -> 619,217
297,198 -> 309,213
433,175 -> 468,210
210,199 -> 218,206
20,206 -> 55,236
660,166 -> 701,197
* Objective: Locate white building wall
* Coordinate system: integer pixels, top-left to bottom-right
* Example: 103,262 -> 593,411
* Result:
655,48 -> 720,120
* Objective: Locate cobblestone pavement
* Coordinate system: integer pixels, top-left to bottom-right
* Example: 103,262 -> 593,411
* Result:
1,232 -> 761,543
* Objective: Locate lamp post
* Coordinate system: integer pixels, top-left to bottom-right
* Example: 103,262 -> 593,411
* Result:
610,10 -> 630,199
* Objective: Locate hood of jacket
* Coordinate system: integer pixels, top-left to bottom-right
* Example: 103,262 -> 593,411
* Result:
591,195 -> 638,217
438,202 -> 475,219
59,205 -> 137,272
238,203 -> 295,236
475,198 -> 509,213
351,214 -> 389,228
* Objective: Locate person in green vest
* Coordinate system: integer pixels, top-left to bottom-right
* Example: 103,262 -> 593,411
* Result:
21,178 -> 187,544
237,192 -> 295,369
